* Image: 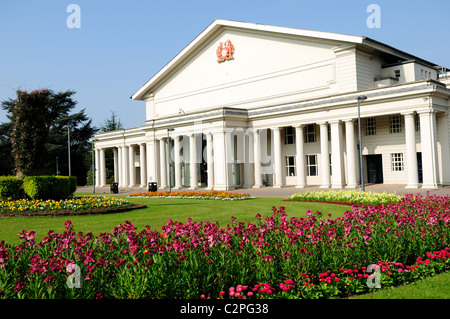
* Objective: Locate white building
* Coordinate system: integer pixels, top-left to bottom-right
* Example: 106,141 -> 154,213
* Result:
93,19 -> 450,191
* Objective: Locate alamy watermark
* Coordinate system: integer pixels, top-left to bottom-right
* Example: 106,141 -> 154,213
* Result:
366,4 -> 381,29
66,4 -> 81,29
366,264 -> 381,289
66,263 -> 81,289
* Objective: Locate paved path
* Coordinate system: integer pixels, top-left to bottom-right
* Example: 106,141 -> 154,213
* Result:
76,184 -> 450,198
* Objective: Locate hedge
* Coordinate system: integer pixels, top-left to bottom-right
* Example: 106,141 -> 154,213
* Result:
22,176 -> 77,200
0,176 -> 24,200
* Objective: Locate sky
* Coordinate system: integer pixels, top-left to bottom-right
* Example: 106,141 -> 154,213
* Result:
1,0 -> 449,130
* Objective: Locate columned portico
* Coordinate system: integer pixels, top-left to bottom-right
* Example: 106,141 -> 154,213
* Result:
93,20 -> 450,192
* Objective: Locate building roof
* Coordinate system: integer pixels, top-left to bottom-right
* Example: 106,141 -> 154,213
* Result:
131,19 -> 446,101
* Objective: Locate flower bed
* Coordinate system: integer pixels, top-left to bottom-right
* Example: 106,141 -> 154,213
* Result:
285,190 -> 404,206
0,196 -> 142,217
128,190 -> 252,200
0,193 -> 448,299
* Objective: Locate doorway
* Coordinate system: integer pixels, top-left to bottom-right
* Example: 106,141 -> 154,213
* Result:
366,154 -> 383,184
417,152 -> 423,183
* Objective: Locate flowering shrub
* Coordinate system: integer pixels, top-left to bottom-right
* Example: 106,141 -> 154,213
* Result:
0,193 -> 448,299
286,190 -> 403,206
129,190 -> 252,200
0,196 -> 131,215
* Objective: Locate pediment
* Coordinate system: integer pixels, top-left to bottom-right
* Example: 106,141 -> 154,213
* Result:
132,19 -> 364,101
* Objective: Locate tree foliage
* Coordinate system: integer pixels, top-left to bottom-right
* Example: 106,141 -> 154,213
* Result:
1,89 -> 98,184
100,110 -> 124,133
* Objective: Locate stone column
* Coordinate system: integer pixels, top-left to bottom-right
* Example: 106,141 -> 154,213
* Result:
319,122 -> 330,188
117,146 -> 122,186
139,143 -> 146,187
243,132 -> 254,188
344,119 -> 358,188
272,127 -> 283,188
159,138 -> 168,189
253,129 -> 263,188
295,125 -> 306,188
146,139 -> 157,184
206,133 -> 214,190
121,145 -> 129,187
419,110 -> 439,188
330,120 -> 344,188
189,133 -> 198,190
95,148 -> 100,187
99,148 -> 106,187
403,112 -> 419,188
173,135 -> 182,189
438,114 -> 450,185
128,145 -> 135,187
113,148 -> 119,183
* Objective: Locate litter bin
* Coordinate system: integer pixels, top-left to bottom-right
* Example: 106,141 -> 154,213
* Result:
110,182 -> 119,194
148,182 -> 157,192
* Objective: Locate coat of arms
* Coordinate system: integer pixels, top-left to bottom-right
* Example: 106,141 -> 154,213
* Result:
216,40 -> 234,63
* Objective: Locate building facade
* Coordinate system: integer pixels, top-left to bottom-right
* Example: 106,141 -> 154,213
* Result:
93,19 -> 450,190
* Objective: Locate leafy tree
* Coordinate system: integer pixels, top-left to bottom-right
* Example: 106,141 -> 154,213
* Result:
0,122 -> 14,175
1,89 -> 98,184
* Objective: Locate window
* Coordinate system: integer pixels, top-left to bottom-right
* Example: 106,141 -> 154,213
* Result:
286,156 -> 296,176
365,117 -> 376,136
394,70 -> 401,78
305,124 -> 316,143
284,127 -> 295,145
307,155 -> 318,176
389,115 -> 402,133
391,153 -> 404,171
415,114 -> 420,132
328,125 -> 331,141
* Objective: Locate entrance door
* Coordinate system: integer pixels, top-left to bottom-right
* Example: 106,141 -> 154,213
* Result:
366,154 -> 383,184
417,152 -> 423,183
232,164 -> 241,186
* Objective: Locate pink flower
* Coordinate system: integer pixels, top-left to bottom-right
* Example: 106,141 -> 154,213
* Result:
284,279 -> 293,285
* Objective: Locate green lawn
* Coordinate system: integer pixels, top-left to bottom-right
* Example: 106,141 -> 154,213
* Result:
0,196 -> 350,245
350,271 -> 450,299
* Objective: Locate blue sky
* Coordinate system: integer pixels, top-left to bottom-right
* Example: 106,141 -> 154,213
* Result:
1,0 -> 449,130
